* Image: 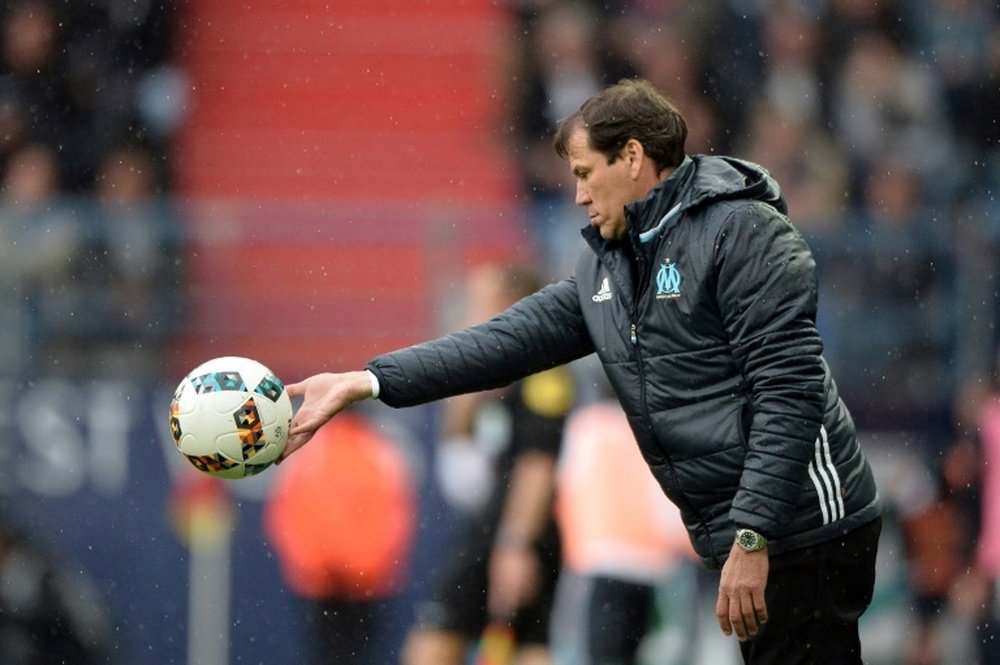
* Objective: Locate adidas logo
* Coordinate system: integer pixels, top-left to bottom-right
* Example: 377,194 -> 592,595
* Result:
592,277 -> 613,302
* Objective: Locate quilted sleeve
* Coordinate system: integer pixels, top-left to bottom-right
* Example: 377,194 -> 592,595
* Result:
367,277 -> 594,408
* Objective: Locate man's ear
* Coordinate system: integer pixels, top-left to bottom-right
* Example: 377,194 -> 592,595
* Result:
624,139 -> 645,177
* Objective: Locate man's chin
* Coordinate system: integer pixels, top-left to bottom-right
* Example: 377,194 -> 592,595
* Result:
599,227 -> 626,241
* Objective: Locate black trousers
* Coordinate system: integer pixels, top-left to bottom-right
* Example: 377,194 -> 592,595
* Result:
739,517 -> 882,665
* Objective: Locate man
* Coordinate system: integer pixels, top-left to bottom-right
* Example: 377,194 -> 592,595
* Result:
283,78 -> 882,665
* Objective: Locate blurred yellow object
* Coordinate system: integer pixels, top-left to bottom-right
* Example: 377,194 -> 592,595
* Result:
168,472 -> 235,550
521,366 -> 575,418
472,620 -> 515,665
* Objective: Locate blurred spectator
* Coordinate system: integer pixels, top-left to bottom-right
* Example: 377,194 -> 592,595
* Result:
17,143 -> 184,380
265,408 -> 417,665
0,0 -> 184,382
0,0 -> 181,192
690,1 -> 765,154
951,361 -> 1000,665
57,0 -> 183,189
952,193 -> 999,383
550,399 -> 705,665
508,0 -> 630,276
0,513 -> 113,664
907,4 -> 1000,196
0,83 -> 29,169
736,100 -> 848,236
511,1 -> 608,198
759,1 -> 824,126
611,17 -> 721,154
907,0 -> 998,154
816,0 -> 912,84
817,155 -> 955,427
0,0 -> 81,186
827,30 -> 956,203
898,441 -> 978,665
402,263 -> 574,665
87,143 -> 184,379
0,142 -> 81,379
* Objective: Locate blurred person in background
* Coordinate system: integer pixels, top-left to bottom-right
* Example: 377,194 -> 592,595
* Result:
0,0 -> 80,186
951,357 -> 1000,665
0,83 -> 29,169
757,1 -> 824,130
735,2 -> 849,239
683,1 -> 764,155
735,101 -> 848,239
818,155 -> 955,430
0,0 -> 180,191
815,0 -> 913,96
0,142 -> 81,379
611,17 -> 721,157
283,78 -> 882,665
0,512 -> 113,664
87,143 -> 184,379
897,439 -> 978,665
401,262 -> 574,665
0,0 -> 184,381
57,0 -> 181,160
549,392 -> 709,665
827,29 -> 955,204
508,0 -> 630,278
0,0 -> 181,193
908,0 -> 999,162
265,406 -> 417,664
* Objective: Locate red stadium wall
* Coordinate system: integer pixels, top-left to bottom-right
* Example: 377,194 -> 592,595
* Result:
171,0 -> 530,380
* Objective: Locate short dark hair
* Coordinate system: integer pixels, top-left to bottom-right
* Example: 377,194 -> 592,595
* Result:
553,78 -> 687,174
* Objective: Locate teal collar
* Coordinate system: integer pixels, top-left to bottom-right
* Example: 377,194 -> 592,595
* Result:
638,202 -> 683,244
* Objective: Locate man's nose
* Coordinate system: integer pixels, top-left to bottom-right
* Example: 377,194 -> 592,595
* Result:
575,182 -> 590,206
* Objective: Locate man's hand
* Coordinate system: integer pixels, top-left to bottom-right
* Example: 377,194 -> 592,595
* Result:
716,541 -> 769,641
281,371 -> 373,461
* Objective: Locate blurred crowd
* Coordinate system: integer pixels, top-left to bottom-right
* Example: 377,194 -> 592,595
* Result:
0,0 -> 185,381
2,0 -> 1000,663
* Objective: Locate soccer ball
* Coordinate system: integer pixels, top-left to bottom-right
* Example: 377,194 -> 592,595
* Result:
169,356 -> 293,479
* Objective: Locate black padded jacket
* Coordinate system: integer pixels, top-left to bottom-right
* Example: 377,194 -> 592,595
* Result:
367,155 -> 881,568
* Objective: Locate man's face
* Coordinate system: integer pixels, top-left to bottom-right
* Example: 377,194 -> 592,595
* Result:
566,126 -> 635,241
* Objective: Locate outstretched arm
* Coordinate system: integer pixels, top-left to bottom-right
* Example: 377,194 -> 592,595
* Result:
282,278 -> 591,461
369,278 -> 591,407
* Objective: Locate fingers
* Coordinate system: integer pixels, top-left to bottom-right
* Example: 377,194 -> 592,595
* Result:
279,415 -> 321,462
715,596 -> 754,641
716,589 -> 768,641
752,587 -> 768,627
279,372 -> 367,463
716,593 -> 733,637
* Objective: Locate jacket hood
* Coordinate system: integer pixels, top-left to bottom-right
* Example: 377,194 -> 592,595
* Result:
624,155 -> 787,239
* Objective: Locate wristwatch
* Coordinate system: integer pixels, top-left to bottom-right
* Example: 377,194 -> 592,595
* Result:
735,528 -> 768,553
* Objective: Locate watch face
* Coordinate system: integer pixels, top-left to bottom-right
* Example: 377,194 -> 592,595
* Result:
737,529 -> 764,551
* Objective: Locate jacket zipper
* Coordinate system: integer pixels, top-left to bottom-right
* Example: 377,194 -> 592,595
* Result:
628,259 -> 716,564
